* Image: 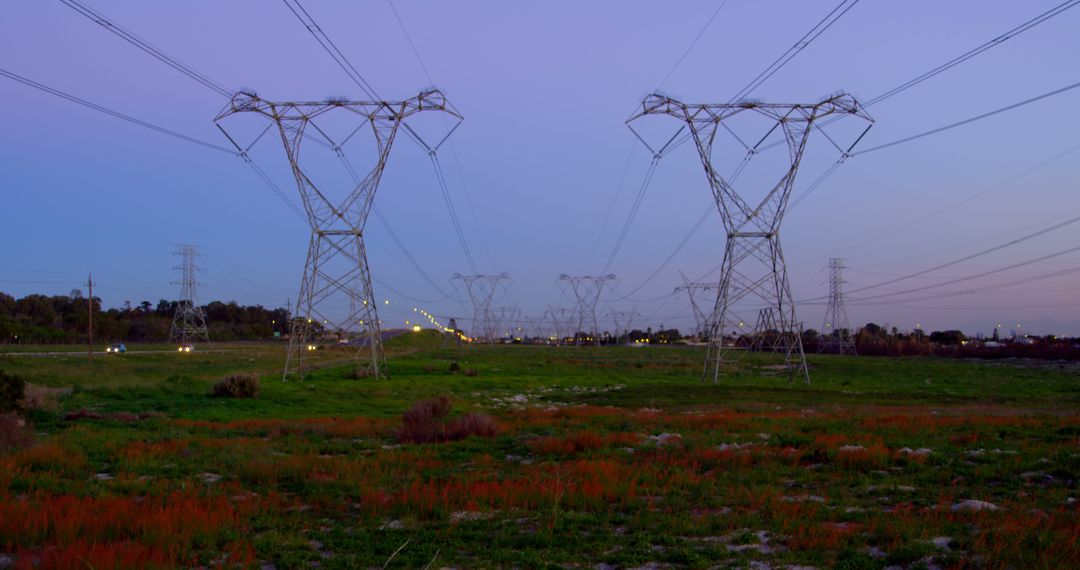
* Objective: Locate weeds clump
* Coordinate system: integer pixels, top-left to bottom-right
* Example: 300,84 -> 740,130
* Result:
0,370 -> 27,413
464,368 -> 479,377
398,396 -> 498,443
349,367 -> 376,379
448,361 -> 461,374
0,412 -> 34,450
211,373 -> 260,399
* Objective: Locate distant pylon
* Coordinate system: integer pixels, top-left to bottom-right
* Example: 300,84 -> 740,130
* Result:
545,306 -> 575,344
608,309 -> 639,343
675,270 -> 718,340
453,273 -> 510,343
215,89 -> 461,380
558,274 -> 616,346
170,244 -> 209,345
492,305 -> 521,340
820,257 -> 856,355
629,93 -> 873,384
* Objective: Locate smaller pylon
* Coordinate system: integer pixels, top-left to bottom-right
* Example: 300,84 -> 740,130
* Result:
675,271 -> 719,341
609,309 -> 639,343
558,274 -> 616,346
170,244 -> 210,345
820,257 -> 856,354
453,273 -> 511,343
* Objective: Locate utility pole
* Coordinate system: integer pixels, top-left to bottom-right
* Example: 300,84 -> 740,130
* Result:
85,273 -> 94,361
820,258 -> 856,354
215,89 -> 461,380
629,93 -> 873,384
558,274 -> 616,346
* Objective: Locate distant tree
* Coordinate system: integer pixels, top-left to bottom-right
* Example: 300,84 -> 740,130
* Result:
929,330 -> 966,346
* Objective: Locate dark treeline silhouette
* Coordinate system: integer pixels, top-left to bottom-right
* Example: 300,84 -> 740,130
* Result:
802,322 -> 1080,360
0,291 -> 289,344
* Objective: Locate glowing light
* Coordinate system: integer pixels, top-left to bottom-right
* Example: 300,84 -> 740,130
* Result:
412,325 -> 422,332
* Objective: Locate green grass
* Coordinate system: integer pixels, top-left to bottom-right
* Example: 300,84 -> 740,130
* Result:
1,340 -> 1078,568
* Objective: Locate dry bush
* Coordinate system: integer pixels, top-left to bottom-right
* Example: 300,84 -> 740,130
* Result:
0,370 -> 26,413
448,361 -> 461,374
399,397 -> 497,444
446,412 -> 499,440
463,368 -> 479,377
211,373 -> 261,399
22,384 -> 69,412
0,412 -> 34,450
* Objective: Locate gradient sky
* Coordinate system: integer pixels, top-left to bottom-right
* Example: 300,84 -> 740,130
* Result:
2,0 -> 1079,337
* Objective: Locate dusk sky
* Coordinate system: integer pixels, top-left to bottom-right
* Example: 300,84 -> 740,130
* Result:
3,0 -> 1079,336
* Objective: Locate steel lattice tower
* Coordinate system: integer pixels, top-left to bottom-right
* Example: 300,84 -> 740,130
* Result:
453,273 -> 510,343
629,93 -> 872,383
492,305 -> 521,341
675,271 -> 720,341
170,244 -> 210,345
545,307 -> 575,344
215,90 -> 460,379
820,257 -> 856,355
558,274 -> 616,346
609,309 -> 639,343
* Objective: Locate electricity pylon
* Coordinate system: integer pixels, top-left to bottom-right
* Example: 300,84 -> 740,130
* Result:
558,274 -> 616,346
629,93 -> 873,383
215,89 -> 461,380
609,309 -> 639,343
545,306 -> 575,344
453,273 -> 510,343
492,305 -> 521,340
170,244 -> 210,345
675,270 -> 719,340
820,257 -> 856,354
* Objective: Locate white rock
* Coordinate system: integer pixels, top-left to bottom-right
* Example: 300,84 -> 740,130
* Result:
951,499 -> 1000,512
198,472 -> 222,484
838,445 -> 865,452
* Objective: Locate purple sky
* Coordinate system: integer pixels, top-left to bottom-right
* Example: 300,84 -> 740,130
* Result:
2,1 -> 1079,337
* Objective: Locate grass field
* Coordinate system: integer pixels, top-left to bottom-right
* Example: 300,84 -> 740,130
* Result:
1,333 -> 1078,569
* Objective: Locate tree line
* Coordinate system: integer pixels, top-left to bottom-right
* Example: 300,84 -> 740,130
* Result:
0,291 -> 289,344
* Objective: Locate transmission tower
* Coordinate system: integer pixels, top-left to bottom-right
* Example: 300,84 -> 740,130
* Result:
492,305 -> 521,341
215,89 -> 461,379
545,306 -> 575,344
609,309 -> 639,343
452,273 -> 510,343
170,244 -> 210,345
820,257 -> 856,354
558,274 -> 616,346
675,270 -> 719,341
630,93 -> 873,383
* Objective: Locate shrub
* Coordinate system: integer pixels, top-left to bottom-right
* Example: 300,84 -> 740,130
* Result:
211,373 -> 261,399
0,412 -> 34,450
463,368 -> 478,377
446,412 -> 499,440
398,397 -> 497,443
448,361 -> 461,373
0,370 -> 26,413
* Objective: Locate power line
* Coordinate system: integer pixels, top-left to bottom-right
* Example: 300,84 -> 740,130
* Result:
849,244 -> 1080,303
58,0 -> 232,98
281,0 -> 380,100
727,0 -> 862,104
655,0 -> 731,89
0,67 -> 235,154
839,140 -> 1080,253
854,79 -> 1080,156
863,0 -> 1080,109
817,213 -> 1080,300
